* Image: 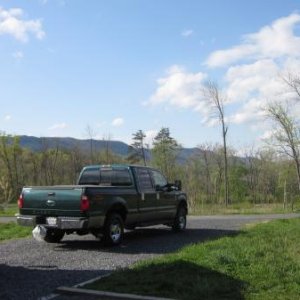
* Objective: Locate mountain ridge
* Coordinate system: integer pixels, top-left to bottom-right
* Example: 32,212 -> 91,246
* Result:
15,135 -> 199,161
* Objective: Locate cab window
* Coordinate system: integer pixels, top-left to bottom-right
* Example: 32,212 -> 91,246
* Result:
151,170 -> 168,187
135,168 -> 154,192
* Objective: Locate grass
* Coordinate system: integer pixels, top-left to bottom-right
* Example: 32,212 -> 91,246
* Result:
0,222 -> 32,241
86,218 -> 300,300
191,202 -> 300,215
0,204 -> 18,217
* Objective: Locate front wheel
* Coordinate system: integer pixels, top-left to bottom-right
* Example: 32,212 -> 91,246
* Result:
172,206 -> 187,232
102,213 -> 124,246
44,229 -> 65,243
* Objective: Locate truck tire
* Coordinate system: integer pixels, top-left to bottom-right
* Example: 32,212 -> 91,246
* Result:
44,229 -> 65,243
102,213 -> 124,246
172,205 -> 187,232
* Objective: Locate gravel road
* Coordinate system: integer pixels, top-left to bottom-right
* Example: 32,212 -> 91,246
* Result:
0,214 -> 299,300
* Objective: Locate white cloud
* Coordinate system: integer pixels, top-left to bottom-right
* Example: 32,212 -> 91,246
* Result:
181,29 -> 193,37
111,117 -> 124,127
4,115 -> 11,121
12,50 -> 23,59
225,57 -> 300,125
260,129 -> 277,140
148,65 -> 207,111
148,13 -> 300,137
213,14 -> 300,126
0,7 -> 45,42
48,123 -> 68,130
206,13 -> 300,67
225,59 -> 280,103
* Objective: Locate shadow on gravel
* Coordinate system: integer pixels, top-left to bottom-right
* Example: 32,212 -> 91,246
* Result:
0,263 -> 110,300
56,228 -> 240,254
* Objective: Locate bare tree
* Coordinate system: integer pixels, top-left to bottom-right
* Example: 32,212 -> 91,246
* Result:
203,81 -> 229,206
244,147 -> 263,204
281,72 -> 300,98
85,124 -> 97,163
196,143 -> 214,203
103,133 -> 112,164
265,102 -> 300,197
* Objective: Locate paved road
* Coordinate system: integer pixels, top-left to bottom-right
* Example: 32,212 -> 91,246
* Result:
0,216 -> 16,223
0,214 -> 299,300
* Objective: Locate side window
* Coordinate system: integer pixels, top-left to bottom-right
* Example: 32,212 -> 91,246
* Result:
78,168 -> 100,185
136,168 -> 154,192
112,169 -> 132,186
151,170 -> 168,187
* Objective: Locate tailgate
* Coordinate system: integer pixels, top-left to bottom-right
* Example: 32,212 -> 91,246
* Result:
21,186 -> 84,217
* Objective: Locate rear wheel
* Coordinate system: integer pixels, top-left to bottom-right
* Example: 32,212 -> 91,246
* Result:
44,229 -> 65,243
102,213 -> 124,246
172,205 -> 187,232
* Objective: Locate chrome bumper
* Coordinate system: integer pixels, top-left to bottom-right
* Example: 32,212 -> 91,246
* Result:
16,215 -> 89,230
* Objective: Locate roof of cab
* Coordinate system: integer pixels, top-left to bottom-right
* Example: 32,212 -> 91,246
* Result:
83,164 -> 152,170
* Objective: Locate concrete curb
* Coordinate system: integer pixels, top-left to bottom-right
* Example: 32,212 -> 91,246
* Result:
56,286 -> 175,300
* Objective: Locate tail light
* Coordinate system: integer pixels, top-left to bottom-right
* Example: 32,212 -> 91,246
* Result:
80,195 -> 90,212
18,194 -> 24,209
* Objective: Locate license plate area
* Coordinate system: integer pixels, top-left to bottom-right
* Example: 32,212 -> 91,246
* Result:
46,217 -> 57,226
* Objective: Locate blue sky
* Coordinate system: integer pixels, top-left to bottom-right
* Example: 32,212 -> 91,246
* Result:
1,0 -> 300,150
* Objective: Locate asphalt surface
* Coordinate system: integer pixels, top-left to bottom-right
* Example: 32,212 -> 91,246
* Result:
0,216 -> 17,223
0,214 -> 299,300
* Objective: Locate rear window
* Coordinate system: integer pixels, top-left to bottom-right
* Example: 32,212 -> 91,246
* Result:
100,169 -> 132,186
79,168 -> 132,186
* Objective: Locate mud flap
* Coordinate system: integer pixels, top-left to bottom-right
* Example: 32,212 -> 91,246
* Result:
32,225 -> 47,242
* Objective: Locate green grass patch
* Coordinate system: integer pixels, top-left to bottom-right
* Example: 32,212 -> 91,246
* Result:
0,204 -> 18,217
191,202 -> 299,215
86,218 -> 300,300
0,222 -> 32,241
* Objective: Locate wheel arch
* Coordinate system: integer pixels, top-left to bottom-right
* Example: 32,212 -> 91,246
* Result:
105,200 -> 128,222
177,197 -> 188,215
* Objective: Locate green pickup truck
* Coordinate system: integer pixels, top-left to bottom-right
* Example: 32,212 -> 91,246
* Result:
17,164 -> 187,246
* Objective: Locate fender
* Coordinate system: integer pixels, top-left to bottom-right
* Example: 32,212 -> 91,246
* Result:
104,196 -> 128,221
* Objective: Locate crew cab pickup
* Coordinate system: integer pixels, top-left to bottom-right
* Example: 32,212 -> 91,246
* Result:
17,164 -> 187,245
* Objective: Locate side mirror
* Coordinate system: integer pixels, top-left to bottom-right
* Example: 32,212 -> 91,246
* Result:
174,180 -> 182,191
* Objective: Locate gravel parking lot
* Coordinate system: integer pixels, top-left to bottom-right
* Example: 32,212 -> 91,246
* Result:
0,214 -> 299,300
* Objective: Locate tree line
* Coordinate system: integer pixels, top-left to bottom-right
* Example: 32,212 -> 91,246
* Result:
1,72 -> 300,212
0,127 -> 299,212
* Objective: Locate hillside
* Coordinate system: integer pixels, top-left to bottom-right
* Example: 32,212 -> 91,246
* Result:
18,136 -> 129,156
16,135 -> 199,161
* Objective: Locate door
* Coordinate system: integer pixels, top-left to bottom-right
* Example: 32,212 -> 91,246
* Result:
150,169 -> 177,220
134,167 -> 157,222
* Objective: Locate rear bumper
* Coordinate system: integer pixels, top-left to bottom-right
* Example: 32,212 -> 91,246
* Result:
16,215 -> 89,230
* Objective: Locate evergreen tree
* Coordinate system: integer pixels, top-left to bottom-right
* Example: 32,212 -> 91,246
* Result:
152,127 -> 180,179
128,130 -> 147,166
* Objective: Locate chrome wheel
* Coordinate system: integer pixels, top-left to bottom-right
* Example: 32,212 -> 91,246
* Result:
172,206 -> 187,232
103,213 -> 124,246
110,222 -> 121,242
178,214 -> 186,230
